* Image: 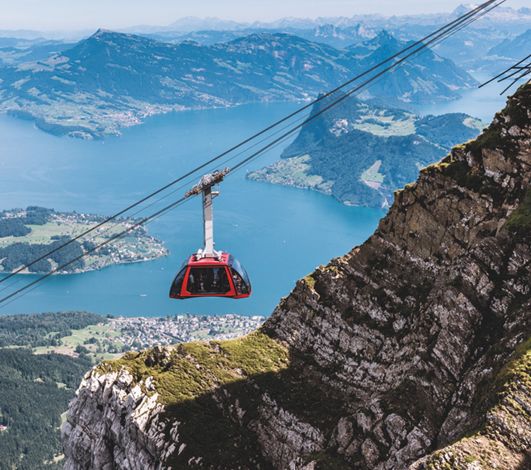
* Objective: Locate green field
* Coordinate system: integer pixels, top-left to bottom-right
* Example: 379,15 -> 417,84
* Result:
34,323 -> 124,362
361,160 -> 385,184
352,111 -> 417,137
0,220 -> 135,248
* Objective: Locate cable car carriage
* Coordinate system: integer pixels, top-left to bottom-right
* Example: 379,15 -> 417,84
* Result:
170,169 -> 252,299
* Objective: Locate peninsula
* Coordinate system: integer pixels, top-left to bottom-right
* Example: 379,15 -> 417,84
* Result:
0,207 -> 167,274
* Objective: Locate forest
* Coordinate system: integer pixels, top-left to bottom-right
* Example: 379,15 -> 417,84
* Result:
0,218 -> 31,237
0,237 -> 85,273
0,311 -> 105,347
0,207 -> 52,235
0,312 -> 103,469
0,207 -> 86,273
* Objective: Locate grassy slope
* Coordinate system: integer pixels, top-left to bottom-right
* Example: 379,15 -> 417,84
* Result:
99,331 -> 289,405
33,322 -> 123,362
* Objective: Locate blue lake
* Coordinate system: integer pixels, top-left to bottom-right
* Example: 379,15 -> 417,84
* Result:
0,85 -> 509,317
416,75 -> 509,122
0,103 -> 384,317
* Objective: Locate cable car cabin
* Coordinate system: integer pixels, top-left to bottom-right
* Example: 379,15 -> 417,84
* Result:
170,253 -> 251,299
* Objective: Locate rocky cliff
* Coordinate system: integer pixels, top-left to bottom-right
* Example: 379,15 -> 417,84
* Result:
62,83 -> 531,469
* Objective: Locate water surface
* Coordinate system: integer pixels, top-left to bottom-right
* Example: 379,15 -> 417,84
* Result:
0,103 -> 383,317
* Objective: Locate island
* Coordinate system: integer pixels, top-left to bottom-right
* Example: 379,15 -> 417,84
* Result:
0,206 -> 168,274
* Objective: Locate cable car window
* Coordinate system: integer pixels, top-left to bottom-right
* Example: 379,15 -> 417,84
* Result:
230,268 -> 250,295
170,268 -> 187,297
231,258 -> 251,288
187,267 -> 231,294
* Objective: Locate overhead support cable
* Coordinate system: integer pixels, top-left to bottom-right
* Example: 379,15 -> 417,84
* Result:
479,53 -> 531,94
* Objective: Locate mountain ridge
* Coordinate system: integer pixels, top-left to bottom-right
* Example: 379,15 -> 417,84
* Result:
0,29 -> 476,139
488,28 -> 531,59
125,6 -> 531,34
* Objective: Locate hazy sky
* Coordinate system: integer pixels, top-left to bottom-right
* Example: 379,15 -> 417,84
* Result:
0,0 -> 528,31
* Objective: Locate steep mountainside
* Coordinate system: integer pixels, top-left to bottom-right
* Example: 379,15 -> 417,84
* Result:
248,93 -> 483,208
0,30 -> 475,139
488,28 -> 531,60
469,28 -> 531,74
344,31 -> 474,106
62,84 -> 530,469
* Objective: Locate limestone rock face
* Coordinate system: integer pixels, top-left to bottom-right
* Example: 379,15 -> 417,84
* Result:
61,368 -> 168,470
62,84 -> 531,469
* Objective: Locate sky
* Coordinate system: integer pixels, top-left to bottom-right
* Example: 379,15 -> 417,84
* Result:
0,0 -> 528,32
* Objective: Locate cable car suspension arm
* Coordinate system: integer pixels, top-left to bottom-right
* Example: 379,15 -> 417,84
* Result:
186,168 -> 230,259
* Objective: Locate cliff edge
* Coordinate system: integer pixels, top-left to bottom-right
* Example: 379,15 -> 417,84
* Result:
62,83 -> 531,469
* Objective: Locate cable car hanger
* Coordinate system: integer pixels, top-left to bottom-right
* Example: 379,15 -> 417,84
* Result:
186,168 -> 229,260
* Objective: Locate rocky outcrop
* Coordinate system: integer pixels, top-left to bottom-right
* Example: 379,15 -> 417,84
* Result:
61,369 -> 166,470
62,83 -> 531,469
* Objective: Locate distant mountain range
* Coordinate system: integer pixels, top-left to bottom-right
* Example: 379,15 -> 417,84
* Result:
148,24 -> 377,49
124,5 -> 531,34
0,4 -> 528,77
1,4 -> 529,42
0,29 -> 476,139
248,93 -> 484,207
126,5 -> 531,76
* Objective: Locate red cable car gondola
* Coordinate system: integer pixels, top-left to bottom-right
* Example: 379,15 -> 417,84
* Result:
169,169 -> 252,300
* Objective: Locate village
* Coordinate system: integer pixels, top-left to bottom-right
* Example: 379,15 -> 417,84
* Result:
112,314 -> 266,349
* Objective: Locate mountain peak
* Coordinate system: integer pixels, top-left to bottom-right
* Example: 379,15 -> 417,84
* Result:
376,29 -> 396,41
372,29 -> 400,46
346,29 -> 400,55
90,28 -> 115,39
79,29 -> 158,50
225,31 -> 310,48
87,29 -> 148,44
346,29 -> 401,57
376,29 -> 394,39
452,4 -> 472,16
